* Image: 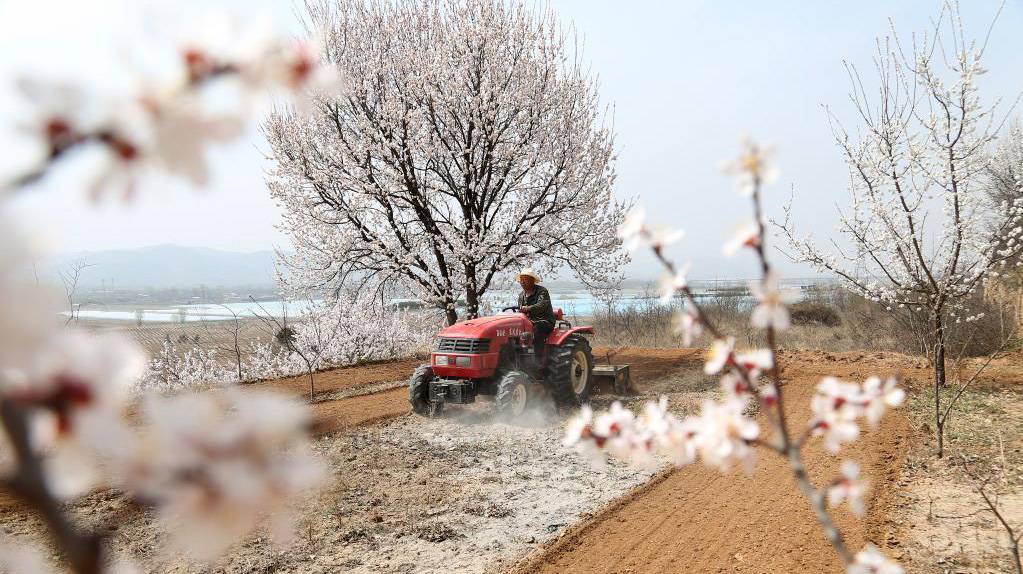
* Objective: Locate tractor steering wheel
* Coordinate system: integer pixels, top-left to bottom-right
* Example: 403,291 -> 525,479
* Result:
500,306 -> 520,313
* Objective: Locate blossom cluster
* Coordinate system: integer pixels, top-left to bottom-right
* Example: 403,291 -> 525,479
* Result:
0,14 -> 347,572
134,300 -> 435,395
0,322 -> 328,557
8,17 -> 341,199
809,376 -> 905,453
565,396 -> 758,472
113,390 -> 326,560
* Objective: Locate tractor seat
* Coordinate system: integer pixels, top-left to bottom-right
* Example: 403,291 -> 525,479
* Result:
554,308 -> 564,320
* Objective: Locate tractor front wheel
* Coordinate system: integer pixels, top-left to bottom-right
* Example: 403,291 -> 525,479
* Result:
495,370 -> 531,417
548,334 -> 594,407
409,364 -> 443,417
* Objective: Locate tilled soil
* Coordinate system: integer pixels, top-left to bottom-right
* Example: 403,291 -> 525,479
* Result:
257,357 -> 426,399
510,350 -> 916,573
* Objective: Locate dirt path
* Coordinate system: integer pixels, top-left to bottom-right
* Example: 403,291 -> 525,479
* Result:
511,350 -> 914,574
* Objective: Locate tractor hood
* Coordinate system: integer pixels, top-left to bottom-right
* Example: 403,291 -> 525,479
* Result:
437,313 -> 531,339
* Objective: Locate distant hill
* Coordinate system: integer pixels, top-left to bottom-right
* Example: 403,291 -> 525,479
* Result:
48,245 -> 279,289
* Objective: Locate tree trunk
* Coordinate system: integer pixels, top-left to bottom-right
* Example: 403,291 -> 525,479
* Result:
441,292 -> 459,326
933,310 -> 947,458
307,367 -> 316,402
465,289 -> 480,320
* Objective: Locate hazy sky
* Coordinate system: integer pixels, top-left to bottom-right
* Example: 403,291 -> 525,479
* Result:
1,0 -> 1021,280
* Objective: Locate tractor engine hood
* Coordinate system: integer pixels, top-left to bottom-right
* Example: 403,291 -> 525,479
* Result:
437,313 -> 532,340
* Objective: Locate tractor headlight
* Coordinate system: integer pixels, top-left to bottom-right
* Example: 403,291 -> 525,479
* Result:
434,355 -> 450,366
454,356 -> 471,367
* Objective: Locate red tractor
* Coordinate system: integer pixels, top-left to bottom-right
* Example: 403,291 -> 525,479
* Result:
409,307 -> 596,417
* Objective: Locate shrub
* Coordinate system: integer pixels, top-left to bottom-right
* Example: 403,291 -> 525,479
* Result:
789,302 -> 841,327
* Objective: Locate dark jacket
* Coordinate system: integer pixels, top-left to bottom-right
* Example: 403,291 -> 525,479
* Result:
518,284 -> 556,326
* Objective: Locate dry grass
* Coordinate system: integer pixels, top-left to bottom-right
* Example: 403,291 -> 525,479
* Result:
891,370 -> 1023,573
586,285 -> 1021,358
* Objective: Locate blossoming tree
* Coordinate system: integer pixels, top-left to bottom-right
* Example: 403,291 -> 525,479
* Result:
264,0 -> 628,325
0,15 -> 343,573
774,2 -> 1023,457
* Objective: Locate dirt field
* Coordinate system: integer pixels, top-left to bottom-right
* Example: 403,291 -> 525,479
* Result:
511,350 -> 917,574
1,347 -> 1020,573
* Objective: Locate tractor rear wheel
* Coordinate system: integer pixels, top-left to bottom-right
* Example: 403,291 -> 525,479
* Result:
409,364 -> 443,417
495,370 -> 531,417
548,334 -> 594,407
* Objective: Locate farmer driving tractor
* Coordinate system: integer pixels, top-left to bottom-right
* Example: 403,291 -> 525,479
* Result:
516,268 -> 556,363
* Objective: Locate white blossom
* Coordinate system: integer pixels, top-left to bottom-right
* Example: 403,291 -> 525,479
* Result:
672,305 -> 703,346
0,211 -> 60,376
648,226 -> 684,249
861,376 -> 905,426
827,460 -> 867,516
721,137 -> 778,196
704,337 -> 735,375
0,539 -> 55,574
749,272 -> 792,331
4,331 -> 145,498
641,398 -> 698,466
115,390 -> 326,561
689,396 -> 759,471
733,349 -> 773,375
810,377 -> 863,453
809,376 -> 904,453
848,544 -> 903,574
617,207 -> 647,252
657,262 -> 690,304
723,221 -> 761,257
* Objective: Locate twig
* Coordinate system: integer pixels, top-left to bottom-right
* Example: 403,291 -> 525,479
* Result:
0,399 -> 103,574
959,455 -> 1022,574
